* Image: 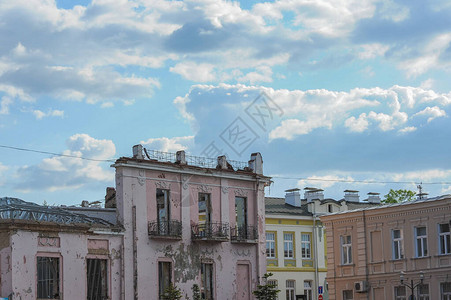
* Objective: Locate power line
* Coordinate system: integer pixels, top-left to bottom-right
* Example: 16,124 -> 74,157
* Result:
270,175 -> 451,185
0,144 -> 116,163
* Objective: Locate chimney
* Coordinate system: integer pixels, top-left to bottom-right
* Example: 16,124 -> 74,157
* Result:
176,150 -> 186,165
248,152 -> 263,174
132,144 -> 143,159
217,155 -> 228,169
304,187 -> 324,203
367,192 -> 381,204
344,190 -> 359,202
285,188 -> 301,207
105,187 -> 116,208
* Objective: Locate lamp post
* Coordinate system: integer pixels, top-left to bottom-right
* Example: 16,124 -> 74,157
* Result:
400,271 -> 424,300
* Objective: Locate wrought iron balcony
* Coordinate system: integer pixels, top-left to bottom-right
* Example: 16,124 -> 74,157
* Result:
148,220 -> 182,239
191,222 -> 229,241
230,225 -> 258,243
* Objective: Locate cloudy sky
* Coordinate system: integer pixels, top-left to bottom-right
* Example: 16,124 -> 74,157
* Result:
1,0 -> 451,206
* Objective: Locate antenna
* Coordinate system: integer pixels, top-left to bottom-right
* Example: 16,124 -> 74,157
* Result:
417,183 -> 424,199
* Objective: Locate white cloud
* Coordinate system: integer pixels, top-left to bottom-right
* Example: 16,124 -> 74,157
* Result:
237,66 -> 273,84
0,96 -> 13,114
140,136 -> 195,153
170,62 -> 216,82
345,113 -> 369,132
32,109 -> 64,120
413,106 -> 447,123
398,126 -> 417,134
298,174 -> 355,189
15,134 -> 116,192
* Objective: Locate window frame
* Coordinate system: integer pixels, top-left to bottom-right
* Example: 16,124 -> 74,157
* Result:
392,229 -> 404,260
266,232 -> 277,259
438,223 -> 451,255
86,258 -> 109,300
158,260 -> 173,300
201,262 -> 214,300
341,235 -> 352,265
394,285 -> 406,300
342,289 -> 353,300
441,282 -> 451,300
415,226 -> 428,258
301,233 -> 312,259
286,280 -> 295,300
283,232 -> 294,259
36,254 -> 61,300
304,280 -> 312,300
418,283 -> 429,300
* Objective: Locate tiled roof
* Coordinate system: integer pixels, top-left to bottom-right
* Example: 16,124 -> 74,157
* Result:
265,197 -> 311,216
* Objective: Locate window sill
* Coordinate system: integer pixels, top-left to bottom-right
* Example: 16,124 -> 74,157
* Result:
338,263 -> 355,267
411,256 -> 430,260
435,253 -> 451,257
388,258 -> 406,262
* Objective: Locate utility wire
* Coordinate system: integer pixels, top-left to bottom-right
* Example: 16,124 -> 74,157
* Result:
0,144 -> 116,163
271,175 -> 451,185
2,144 -> 451,185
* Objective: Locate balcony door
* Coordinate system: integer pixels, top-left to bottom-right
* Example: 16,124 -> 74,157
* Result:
235,197 -> 247,237
157,189 -> 170,234
199,193 -> 212,225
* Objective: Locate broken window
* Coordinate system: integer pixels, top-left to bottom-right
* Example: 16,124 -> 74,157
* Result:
199,193 -> 212,224
87,259 -> 108,300
159,261 -> 172,299
201,263 -> 214,300
157,189 -> 171,235
37,256 -> 60,299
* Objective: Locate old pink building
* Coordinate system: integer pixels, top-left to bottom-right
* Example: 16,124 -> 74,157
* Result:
321,195 -> 451,300
114,145 -> 270,299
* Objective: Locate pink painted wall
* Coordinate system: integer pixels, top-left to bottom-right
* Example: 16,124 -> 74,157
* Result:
115,155 -> 269,300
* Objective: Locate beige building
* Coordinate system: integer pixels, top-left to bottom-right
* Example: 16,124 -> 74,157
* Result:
321,194 -> 451,300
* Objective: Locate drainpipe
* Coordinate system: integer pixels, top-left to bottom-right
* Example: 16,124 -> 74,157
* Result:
363,210 -> 369,300
313,204 -> 319,300
132,205 -> 138,300
255,180 -> 261,284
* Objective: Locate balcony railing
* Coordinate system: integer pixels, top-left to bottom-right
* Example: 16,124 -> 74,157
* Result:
191,222 -> 229,241
148,220 -> 182,239
230,225 -> 258,242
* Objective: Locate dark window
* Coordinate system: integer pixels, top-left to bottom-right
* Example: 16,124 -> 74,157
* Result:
199,193 -> 212,224
157,189 -> 170,234
37,257 -> 60,299
235,197 -> 247,228
159,261 -> 172,299
87,259 -> 108,300
201,263 -> 214,300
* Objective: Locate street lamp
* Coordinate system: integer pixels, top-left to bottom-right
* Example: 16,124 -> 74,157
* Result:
400,271 -> 424,300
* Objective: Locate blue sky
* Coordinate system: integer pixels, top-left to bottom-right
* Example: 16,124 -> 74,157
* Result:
1,0 -> 451,206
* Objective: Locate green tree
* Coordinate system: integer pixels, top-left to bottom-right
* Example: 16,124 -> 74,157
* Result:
162,283 -> 182,300
191,284 -> 201,300
253,273 -> 280,300
382,189 -> 416,204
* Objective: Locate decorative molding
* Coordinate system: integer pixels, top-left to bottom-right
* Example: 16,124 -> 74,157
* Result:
155,181 -> 171,190
221,186 -> 229,194
38,236 -> 60,247
233,249 -> 251,257
182,175 -> 190,190
234,188 -> 248,197
197,184 -> 212,193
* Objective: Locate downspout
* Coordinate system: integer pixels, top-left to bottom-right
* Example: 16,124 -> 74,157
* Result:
132,205 -> 138,300
363,210 -> 369,300
313,205 -> 319,300
255,180 -> 261,284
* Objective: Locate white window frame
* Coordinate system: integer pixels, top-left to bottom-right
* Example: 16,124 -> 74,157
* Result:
341,235 -> 352,265
266,232 -> 276,258
439,223 -> 451,255
284,233 -> 294,259
415,226 -> 428,258
304,281 -> 312,300
301,233 -> 311,259
392,229 -> 404,260
286,280 -> 295,300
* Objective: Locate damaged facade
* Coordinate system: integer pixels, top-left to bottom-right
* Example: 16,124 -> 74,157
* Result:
114,145 -> 270,300
0,146 -> 270,300
0,197 -> 123,299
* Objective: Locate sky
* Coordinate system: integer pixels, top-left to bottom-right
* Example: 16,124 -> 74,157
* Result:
1,0 -> 451,206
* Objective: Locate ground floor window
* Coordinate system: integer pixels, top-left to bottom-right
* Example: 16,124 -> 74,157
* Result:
87,259 -> 108,300
441,282 -> 451,300
37,256 -> 60,299
394,286 -> 406,300
304,281 -> 312,300
159,261 -> 172,299
418,283 -> 429,300
267,280 -> 278,299
343,289 -> 353,300
201,263 -> 214,300
286,280 -> 295,300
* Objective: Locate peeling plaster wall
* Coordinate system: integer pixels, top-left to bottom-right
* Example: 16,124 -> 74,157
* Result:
0,232 -> 12,298
116,163 -> 267,300
7,230 -> 122,300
